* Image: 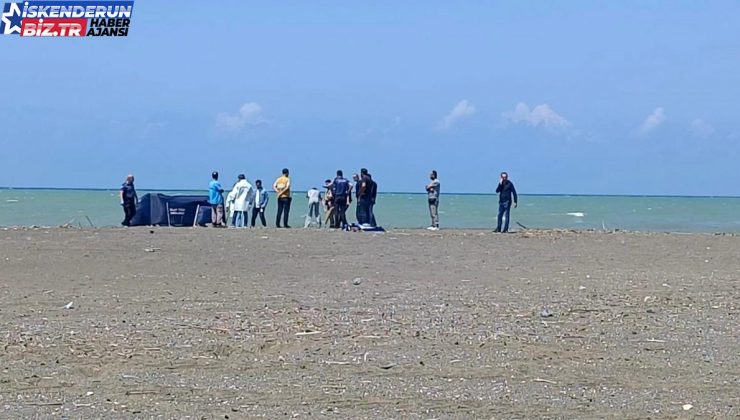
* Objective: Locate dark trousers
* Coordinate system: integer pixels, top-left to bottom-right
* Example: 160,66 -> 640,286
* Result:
357,199 -> 372,225
122,201 -> 136,226
276,197 -> 291,227
308,202 -> 320,218
496,200 -> 512,232
369,202 -> 376,227
333,197 -> 348,228
251,207 -> 266,227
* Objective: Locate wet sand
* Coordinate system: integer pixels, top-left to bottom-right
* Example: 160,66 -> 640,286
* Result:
0,227 -> 737,418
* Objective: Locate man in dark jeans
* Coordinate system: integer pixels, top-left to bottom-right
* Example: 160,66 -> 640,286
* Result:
251,179 -> 269,227
352,173 -> 362,223
331,170 -> 351,228
119,174 -> 138,226
495,171 -> 518,233
367,172 -> 378,227
357,168 -> 375,225
273,168 -> 291,228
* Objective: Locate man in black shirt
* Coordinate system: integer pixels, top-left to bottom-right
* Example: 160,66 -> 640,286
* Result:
357,168 -> 375,225
367,172 -> 377,227
495,171 -> 518,233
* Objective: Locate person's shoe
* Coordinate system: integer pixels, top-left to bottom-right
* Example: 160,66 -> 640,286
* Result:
427,226 -> 439,231
284,225 -> 291,228
493,229 -> 501,233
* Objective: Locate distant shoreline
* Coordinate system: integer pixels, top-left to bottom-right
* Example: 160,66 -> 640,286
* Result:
1,187 -> 739,199
0,226 -> 736,237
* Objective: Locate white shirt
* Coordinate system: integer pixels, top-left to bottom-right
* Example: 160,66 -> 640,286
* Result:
307,188 -> 320,204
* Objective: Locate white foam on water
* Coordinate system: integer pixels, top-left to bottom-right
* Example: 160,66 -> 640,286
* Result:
6,199 -> 19,203
566,212 -> 585,217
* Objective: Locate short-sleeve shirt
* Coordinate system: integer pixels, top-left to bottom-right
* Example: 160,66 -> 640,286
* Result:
275,175 -> 291,199
307,188 -> 321,204
428,179 -> 440,200
121,182 -> 137,202
209,180 -> 224,205
332,177 -> 350,198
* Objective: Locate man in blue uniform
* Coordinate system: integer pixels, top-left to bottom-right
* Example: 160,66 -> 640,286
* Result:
119,174 -> 138,226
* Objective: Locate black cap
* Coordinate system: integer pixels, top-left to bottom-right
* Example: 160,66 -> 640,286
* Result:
238,174 -> 245,180
212,171 -> 219,179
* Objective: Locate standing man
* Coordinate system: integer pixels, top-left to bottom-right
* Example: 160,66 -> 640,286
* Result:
322,179 -> 334,227
120,174 -> 138,226
251,179 -> 269,227
209,171 -> 225,227
228,174 -> 252,228
367,172 -> 378,227
273,168 -> 292,228
426,170 -> 440,231
331,170 -> 351,229
305,186 -> 322,228
495,171 -> 518,233
357,168 -> 373,225
352,173 -> 362,224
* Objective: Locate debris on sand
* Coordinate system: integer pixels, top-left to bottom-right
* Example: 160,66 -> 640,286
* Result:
352,277 -> 363,285
64,301 -> 74,309
539,308 -> 553,318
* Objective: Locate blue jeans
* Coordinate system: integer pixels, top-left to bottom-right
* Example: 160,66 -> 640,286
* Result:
232,210 -> 246,228
357,199 -> 372,225
496,201 -> 511,232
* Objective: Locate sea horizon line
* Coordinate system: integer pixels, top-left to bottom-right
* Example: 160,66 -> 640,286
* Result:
1,186 -> 739,199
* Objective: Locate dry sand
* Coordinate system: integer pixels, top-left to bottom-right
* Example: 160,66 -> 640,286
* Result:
0,227 -> 737,418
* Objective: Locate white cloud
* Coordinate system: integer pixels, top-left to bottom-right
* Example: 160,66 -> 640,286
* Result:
359,116 -> 402,138
503,102 -> 571,128
216,102 -> 268,130
638,107 -> 665,135
439,100 -> 476,129
690,118 -> 714,139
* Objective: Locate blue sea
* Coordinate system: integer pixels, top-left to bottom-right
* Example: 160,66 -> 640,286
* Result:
1,188 -> 739,233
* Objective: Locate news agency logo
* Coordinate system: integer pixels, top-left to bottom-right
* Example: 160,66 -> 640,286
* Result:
1,1 -> 134,37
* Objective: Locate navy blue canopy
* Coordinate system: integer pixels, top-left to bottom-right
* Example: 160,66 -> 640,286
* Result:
130,193 -> 212,226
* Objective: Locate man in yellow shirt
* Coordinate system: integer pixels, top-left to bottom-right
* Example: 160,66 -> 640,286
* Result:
273,168 -> 292,228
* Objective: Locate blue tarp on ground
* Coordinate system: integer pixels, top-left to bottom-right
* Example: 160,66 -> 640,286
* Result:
130,193 -> 212,226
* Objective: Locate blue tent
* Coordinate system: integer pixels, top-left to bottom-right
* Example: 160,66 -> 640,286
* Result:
130,193 -> 212,226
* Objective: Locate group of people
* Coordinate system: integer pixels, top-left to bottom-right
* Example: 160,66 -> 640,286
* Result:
206,167 -> 382,230
119,169 -> 518,232
208,171 -> 271,228
319,168 -> 378,229
207,170 -> 279,228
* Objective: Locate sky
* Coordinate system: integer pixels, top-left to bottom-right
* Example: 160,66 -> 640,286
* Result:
1,1 -> 740,195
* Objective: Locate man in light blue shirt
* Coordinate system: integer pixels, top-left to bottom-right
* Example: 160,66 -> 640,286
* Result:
209,171 -> 225,227
251,179 -> 269,227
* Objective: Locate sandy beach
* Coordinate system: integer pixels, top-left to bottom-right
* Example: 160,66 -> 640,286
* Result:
0,227 -> 737,418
